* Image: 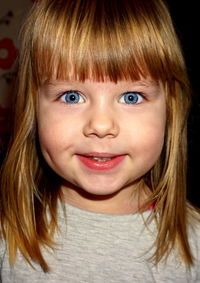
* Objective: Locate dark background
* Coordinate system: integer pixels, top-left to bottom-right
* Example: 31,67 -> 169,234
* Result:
166,1 -> 200,207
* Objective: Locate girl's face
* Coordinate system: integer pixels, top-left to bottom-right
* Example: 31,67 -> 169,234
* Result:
38,78 -> 166,213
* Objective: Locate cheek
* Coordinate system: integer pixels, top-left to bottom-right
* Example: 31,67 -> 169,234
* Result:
126,108 -> 166,160
37,111 -> 74,155
139,117 -> 166,162
142,126 -> 165,159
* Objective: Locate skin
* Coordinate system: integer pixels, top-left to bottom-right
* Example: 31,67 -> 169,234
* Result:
37,78 -> 166,214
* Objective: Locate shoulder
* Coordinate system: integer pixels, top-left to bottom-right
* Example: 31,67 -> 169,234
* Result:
188,218 -> 200,257
187,206 -> 200,245
0,237 -> 6,270
187,206 -> 200,237
186,207 -> 200,276
0,226 -> 6,257
0,237 -> 6,255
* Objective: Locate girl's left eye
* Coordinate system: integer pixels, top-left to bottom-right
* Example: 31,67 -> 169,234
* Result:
119,92 -> 143,104
60,91 -> 85,104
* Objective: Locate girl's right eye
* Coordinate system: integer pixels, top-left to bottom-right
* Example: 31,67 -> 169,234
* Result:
60,91 -> 85,104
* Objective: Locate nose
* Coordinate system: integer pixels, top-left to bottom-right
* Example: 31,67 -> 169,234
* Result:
83,108 -> 119,138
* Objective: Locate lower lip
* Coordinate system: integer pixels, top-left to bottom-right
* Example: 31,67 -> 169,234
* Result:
77,155 -> 126,171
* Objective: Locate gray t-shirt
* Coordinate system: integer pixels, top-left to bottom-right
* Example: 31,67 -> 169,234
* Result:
0,202 -> 200,282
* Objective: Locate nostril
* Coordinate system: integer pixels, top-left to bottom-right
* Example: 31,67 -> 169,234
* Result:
82,115 -> 119,138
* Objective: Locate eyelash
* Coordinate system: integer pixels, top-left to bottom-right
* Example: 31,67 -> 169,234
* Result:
59,90 -> 144,105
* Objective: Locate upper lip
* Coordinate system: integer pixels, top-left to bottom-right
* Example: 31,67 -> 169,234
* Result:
77,152 -> 124,158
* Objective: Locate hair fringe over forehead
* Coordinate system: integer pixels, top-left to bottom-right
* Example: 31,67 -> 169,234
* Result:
21,0 -> 187,86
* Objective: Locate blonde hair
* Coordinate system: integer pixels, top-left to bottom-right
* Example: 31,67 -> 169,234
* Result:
0,0 -> 198,271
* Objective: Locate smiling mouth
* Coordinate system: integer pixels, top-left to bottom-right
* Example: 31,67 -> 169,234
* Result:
89,157 -> 113,162
77,153 -> 126,170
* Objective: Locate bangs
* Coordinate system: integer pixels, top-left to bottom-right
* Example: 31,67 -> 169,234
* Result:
27,0 -> 185,85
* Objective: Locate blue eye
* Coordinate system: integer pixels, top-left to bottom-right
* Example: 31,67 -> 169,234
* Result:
60,91 -> 84,104
119,92 -> 143,104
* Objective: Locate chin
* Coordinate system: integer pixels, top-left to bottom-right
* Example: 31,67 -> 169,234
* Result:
77,179 -> 128,198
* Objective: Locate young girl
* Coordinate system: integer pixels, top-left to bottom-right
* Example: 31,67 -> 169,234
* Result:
0,0 -> 200,281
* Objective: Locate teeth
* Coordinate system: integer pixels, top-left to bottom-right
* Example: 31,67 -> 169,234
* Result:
90,157 -> 112,162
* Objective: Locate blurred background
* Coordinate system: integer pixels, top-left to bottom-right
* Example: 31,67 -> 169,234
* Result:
0,0 -> 35,161
0,0 -> 199,207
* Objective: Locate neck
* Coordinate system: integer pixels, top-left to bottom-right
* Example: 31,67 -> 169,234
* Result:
61,182 -> 150,214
